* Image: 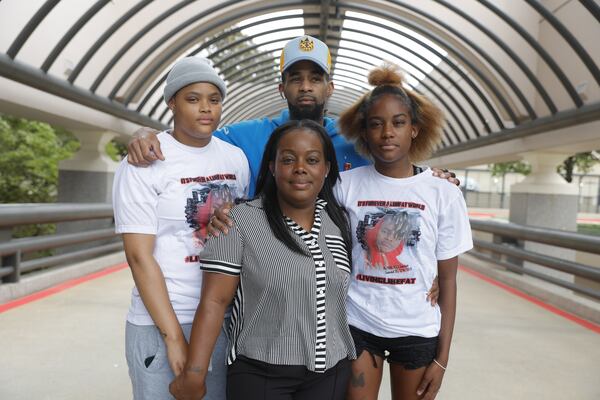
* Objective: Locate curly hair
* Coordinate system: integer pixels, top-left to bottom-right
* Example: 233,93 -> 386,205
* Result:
338,63 -> 444,162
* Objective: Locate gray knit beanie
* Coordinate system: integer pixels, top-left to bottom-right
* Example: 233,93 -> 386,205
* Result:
163,56 -> 226,104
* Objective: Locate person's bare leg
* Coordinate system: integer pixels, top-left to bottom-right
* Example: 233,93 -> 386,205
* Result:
389,363 -> 428,400
346,351 -> 384,400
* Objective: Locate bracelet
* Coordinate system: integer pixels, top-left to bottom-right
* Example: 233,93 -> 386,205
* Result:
433,358 -> 447,371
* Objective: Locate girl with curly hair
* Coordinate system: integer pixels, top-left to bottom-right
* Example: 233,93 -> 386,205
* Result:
336,64 -> 473,400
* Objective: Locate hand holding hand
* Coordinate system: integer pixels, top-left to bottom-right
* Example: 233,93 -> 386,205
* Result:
169,369 -> 206,400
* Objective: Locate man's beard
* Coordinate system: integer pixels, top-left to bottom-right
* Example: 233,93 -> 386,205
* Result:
288,101 -> 326,122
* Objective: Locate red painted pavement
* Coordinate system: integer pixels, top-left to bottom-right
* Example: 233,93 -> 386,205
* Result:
0,263 -> 128,314
459,265 -> 600,334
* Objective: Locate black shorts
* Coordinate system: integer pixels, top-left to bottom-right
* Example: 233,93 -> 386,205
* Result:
227,355 -> 351,400
349,325 -> 437,370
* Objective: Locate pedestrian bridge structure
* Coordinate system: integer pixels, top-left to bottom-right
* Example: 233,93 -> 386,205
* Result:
0,1 -> 599,399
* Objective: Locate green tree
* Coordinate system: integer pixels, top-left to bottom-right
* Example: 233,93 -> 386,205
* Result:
106,138 -> 128,162
0,115 -> 79,203
557,152 -> 599,183
0,115 -> 80,241
489,161 -> 531,177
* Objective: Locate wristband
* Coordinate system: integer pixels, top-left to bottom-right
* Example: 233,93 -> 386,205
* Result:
433,358 -> 447,371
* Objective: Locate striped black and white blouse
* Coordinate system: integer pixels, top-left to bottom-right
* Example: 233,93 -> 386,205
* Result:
200,198 -> 356,373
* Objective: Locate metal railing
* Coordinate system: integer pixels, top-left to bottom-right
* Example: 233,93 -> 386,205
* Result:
0,203 -> 121,283
1,203 -> 599,301
469,219 -> 600,300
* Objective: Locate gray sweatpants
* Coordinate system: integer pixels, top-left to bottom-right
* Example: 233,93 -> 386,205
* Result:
125,319 -> 229,400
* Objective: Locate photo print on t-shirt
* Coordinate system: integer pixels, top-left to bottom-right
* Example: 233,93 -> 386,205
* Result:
356,208 -> 421,273
185,182 -> 238,246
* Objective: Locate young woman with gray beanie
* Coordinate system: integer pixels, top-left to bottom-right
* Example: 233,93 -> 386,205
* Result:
113,56 -> 250,400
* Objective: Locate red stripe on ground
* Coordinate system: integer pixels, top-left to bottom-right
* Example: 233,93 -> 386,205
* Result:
468,212 -> 496,218
459,265 -> 600,334
577,218 -> 600,224
0,263 -> 128,314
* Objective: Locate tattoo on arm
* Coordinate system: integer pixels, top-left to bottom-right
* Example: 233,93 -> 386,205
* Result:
351,372 -> 365,387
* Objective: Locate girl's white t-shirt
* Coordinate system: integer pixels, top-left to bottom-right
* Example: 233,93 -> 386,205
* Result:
113,132 -> 250,325
336,165 -> 473,338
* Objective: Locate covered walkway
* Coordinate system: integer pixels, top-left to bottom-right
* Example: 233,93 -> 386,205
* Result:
1,256 -> 599,400
1,2 -> 599,399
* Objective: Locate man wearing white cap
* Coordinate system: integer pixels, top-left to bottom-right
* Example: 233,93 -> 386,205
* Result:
127,35 -> 369,196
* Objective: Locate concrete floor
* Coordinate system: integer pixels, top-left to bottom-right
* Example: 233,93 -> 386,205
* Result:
1,261 -> 599,400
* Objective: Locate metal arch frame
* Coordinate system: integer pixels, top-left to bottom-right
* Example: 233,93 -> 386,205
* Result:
123,0 -> 576,137
221,80 -> 283,124
132,17 -> 316,108
580,0 -> 600,23
68,0 -> 154,84
135,10 -> 490,138
433,102 -> 600,157
142,22 -> 486,142
339,16 -> 498,134
138,32 -> 299,116
320,0 -> 332,42
236,44 -> 462,143
340,3 -> 515,128
154,0 -> 595,125
143,35 -> 296,119
89,0 -> 197,93
222,75 -> 458,147
221,96 -> 284,126
1,0 -> 597,155
139,27 -> 309,116
433,0 -> 557,114
331,51 -> 475,140
0,53 -> 167,130
329,30 -> 490,138
218,64 -> 461,145
40,0 -> 111,73
384,0 -> 537,121
121,3 -> 334,104
478,0 -> 583,108
525,0 -> 600,86
108,0 -> 245,100
6,0 -> 60,59
127,12 -> 320,106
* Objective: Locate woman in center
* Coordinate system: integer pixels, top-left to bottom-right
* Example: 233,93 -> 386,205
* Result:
170,119 -> 356,399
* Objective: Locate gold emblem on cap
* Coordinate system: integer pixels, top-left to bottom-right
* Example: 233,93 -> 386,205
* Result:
299,37 -> 314,52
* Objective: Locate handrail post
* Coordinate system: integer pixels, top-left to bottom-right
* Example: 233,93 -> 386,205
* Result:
0,228 -> 20,283
2,251 -> 21,283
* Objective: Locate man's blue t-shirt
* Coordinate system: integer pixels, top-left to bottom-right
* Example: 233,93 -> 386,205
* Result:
214,110 -> 369,196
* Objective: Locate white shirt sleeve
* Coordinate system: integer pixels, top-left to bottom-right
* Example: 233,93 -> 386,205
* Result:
112,157 -> 159,235
435,191 -> 473,260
